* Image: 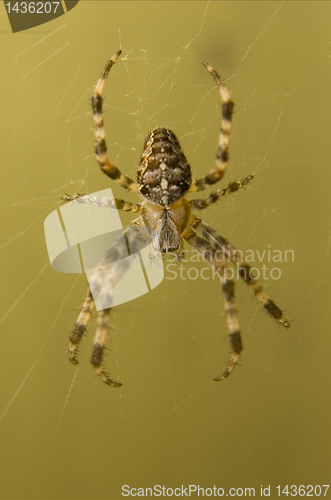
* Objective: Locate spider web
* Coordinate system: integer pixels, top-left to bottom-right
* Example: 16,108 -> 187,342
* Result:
0,2 -> 331,499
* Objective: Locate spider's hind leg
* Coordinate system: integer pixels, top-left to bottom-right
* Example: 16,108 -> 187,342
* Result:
92,51 -> 138,192
190,63 -> 234,193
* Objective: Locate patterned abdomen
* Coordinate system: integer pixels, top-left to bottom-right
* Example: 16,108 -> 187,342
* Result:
137,128 -> 192,207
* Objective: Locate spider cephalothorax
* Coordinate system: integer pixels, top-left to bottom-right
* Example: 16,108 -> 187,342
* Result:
64,50 -> 290,386
140,196 -> 191,254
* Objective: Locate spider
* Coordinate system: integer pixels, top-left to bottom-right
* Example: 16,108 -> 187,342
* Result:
64,50 -> 290,386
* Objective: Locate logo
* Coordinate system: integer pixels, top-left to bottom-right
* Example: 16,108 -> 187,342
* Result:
4,1 -> 79,33
44,189 -> 164,310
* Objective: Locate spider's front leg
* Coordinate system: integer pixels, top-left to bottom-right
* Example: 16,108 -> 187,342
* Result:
190,63 -> 234,193
184,229 -> 243,380
69,285 -> 94,364
68,285 -> 121,386
88,225 -> 155,386
91,308 -> 122,387
192,218 -> 290,328
69,225 -> 154,386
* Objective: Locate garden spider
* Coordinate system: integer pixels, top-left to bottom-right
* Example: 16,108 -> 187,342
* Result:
65,50 -> 290,386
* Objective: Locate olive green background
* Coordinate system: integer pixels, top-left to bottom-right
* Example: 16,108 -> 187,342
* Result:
0,2 -> 330,499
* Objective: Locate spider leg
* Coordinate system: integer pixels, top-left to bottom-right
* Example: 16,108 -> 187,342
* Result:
69,224 -> 154,386
88,224 -> 154,386
62,193 -> 141,213
92,50 -> 138,192
192,218 -> 290,328
68,285 -> 95,364
190,63 -> 234,193
190,175 -> 253,210
184,229 -> 242,380
91,308 -> 121,387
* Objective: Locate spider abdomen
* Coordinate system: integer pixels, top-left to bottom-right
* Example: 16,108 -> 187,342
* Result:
137,127 -> 192,207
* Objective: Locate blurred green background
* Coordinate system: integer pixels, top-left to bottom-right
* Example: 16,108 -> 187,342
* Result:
0,2 -> 330,499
